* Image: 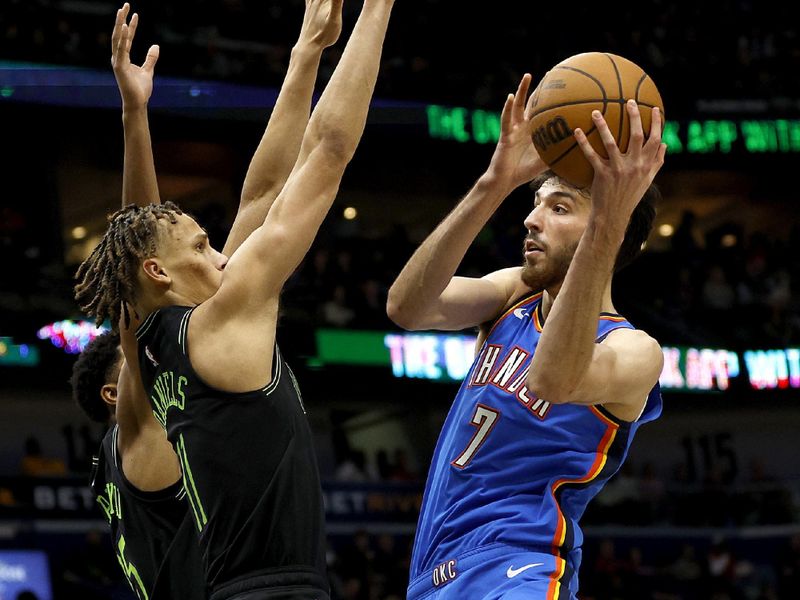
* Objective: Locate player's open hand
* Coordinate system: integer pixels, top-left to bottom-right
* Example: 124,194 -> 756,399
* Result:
574,101 -> 666,228
111,3 -> 159,108
486,74 -> 547,192
299,0 -> 344,50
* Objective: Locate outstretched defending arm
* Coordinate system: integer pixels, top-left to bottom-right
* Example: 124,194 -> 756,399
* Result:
217,0 -> 395,305
112,3 -> 160,208
386,75 -> 547,331
108,5 -> 181,486
222,0 -> 343,257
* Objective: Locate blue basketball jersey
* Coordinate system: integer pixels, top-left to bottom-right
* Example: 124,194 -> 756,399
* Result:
409,292 -> 662,597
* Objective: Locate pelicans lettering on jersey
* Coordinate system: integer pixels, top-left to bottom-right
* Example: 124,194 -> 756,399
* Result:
409,292 -> 662,598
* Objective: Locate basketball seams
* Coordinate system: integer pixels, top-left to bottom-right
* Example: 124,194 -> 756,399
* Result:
532,98 -> 616,114
604,54 -> 625,146
634,73 -> 647,103
529,52 -> 662,187
531,65 -> 608,119
548,123 -> 598,168
532,64 -> 609,171
533,98 -> 657,112
554,66 -> 608,102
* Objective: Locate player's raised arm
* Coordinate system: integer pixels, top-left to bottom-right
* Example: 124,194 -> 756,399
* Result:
110,4 -> 157,379
215,0 -> 394,305
112,3 -> 160,207
526,102 -> 666,415
222,0 -> 343,257
386,75 -> 547,331
108,6 -> 180,486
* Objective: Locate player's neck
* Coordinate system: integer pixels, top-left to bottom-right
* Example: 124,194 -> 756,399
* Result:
540,282 -> 616,323
136,289 -> 195,319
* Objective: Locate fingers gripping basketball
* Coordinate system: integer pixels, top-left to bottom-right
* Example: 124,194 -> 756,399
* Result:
530,52 -> 664,188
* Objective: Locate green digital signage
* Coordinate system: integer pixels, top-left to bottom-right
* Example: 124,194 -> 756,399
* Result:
312,329 -> 800,393
426,104 -> 800,155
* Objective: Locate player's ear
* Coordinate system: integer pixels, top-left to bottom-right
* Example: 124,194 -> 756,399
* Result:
101,383 -> 118,408
142,258 -> 171,285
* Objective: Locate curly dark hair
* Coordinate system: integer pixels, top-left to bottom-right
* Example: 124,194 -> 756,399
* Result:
70,331 -> 122,423
529,170 -> 659,272
74,202 -> 183,328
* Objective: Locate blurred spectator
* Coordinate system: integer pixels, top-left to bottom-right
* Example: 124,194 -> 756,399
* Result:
336,530 -> 373,600
591,539 -> 627,599
335,449 -> 369,483
620,546 -> 654,599
671,210 -> 701,261
351,279 -> 388,329
322,285 -> 356,328
700,467 -> 731,527
707,538 -> 742,599
670,543 -> 705,585
19,436 -> 66,477
702,265 -> 736,311
388,449 -> 417,482
638,462 -> 666,523
376,449 -> 392,481
592,462 -> 643,524
58,530 -> 120,600
372,534 -> 407,599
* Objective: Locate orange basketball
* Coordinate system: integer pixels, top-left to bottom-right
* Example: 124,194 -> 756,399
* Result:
529,52 -> 664,188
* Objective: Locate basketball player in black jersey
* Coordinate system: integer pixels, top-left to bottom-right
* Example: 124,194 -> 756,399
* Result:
74,2 -> 347,598
75,1 -> 395,598
69,7 -> 203,597
72,330 -> 207,599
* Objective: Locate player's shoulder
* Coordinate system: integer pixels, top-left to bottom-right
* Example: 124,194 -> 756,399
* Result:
602,325 -> 657,345
135,306 -> 183,340
482,267 -> 535,313
602,327 -> 663,372
476,270 -> 539,345
482,266 -> 524,289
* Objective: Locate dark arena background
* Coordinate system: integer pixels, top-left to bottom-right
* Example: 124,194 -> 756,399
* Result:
1,1 -> 800,599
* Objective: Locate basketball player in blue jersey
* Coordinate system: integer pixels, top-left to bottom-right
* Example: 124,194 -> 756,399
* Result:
77,3 -> 344,597
387,74 -> 667,599
75,1 -> 395,596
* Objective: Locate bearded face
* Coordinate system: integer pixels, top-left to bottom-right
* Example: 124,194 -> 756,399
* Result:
520,233 -> 580,291
520,178 -> 590,292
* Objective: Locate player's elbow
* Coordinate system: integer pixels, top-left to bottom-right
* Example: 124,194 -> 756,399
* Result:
387,285 -> 433,331
320,134 -> 355,165
306,120 -> 357,166
526,371 -> 575,405
386,296 -> 420,331
239,181 -> 282,208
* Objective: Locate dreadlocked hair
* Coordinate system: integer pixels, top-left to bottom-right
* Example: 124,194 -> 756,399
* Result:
74,202 -> 183,328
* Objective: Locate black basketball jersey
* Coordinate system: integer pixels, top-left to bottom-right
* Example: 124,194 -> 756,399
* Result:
91,425 -> 207,599
135,306 -> 328,597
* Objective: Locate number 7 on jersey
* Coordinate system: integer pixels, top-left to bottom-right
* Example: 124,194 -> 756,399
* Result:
451,404 -> 500,469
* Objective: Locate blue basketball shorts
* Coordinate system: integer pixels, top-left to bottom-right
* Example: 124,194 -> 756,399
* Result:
407,543 -> 579,600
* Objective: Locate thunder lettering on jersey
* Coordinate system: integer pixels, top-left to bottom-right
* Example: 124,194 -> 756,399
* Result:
410,292 -> 662,596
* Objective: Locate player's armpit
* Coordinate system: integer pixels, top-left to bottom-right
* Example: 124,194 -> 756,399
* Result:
396,267 -> 527,332
554,328 -> 663,421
